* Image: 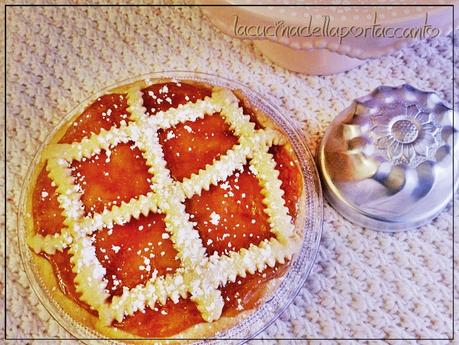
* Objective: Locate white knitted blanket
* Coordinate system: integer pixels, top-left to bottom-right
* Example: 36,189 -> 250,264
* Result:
5,4 -> 457,344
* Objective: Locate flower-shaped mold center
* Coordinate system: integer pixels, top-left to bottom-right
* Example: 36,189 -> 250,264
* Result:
391,118 -> 420,144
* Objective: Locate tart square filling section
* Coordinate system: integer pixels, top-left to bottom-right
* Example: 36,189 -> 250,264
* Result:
158,115 -> 238,182
70,141 -> 154,216
59,93 -> 131,144
185,166 -> 274,257
28,82 -> 302,328
94,212 -> 182,297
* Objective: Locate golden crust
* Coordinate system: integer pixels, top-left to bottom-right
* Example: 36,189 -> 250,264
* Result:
24,77 -> 306,343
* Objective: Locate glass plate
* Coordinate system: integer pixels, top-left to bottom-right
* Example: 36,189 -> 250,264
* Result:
18,71 -> 323,344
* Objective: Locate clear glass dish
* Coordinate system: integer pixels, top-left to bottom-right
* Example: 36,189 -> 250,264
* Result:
18,71 -> 323,344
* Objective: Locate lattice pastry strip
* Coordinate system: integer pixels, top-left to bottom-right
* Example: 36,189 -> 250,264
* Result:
42,120 -> 133,162
101,270 -> 189,324
205,237 -> 302,289
212,88 -> 257,138
146,95 -> 221,129
177,128 -> 282,201
69,235 -> 110,309
77,192 -> 161,236
126,88 -> 146,124
45,158 -> 85,224
28,82 -> 301,326
126,87 -> 223,322
251,149 -> 295,243
28,230 -> 73,255
29,192 -> 161,254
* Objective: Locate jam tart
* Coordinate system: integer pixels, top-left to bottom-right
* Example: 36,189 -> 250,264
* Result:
25,78 -> 305,340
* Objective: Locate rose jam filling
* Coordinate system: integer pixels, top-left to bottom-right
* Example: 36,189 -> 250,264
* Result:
142,82 -> 212,115
159,115 -> 238,182
42,249 -> 95,314
31,81 -> 304,338
95,212 -> 181,297
185,166 -> 272,256
114,298 -> 204,338
60,93 -> 130,144
221,264 -> 289,317
70,142 -> 153,215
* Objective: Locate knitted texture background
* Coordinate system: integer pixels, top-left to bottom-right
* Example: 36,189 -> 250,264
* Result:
4,4 -> 457,344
